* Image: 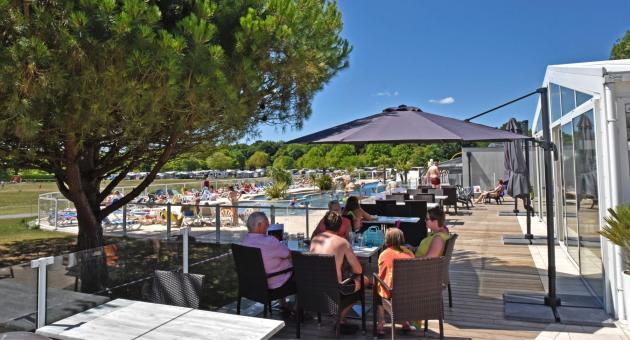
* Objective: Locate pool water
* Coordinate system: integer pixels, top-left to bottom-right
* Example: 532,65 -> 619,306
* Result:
248,181 -> 386,209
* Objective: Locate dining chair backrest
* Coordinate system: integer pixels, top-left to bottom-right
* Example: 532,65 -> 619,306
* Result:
419,186 -> 432,193
391,257 -> 446,322
384,204 -> 409,218
441,187 -> 457,205
375,199 -> 397,215
413,193 -> 435,203
397,221 -> 427,247
230,243 -> 270,300
292,252 -> 341,315
406,189 -> 419,196
442,234 -> 459,284
404,200 -> 427,219
151,270 -> 204,308
361,203 -> 379,216
386,194 -> 407,202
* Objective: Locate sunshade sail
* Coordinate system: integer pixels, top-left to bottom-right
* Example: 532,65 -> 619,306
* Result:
288,105 -> 532,144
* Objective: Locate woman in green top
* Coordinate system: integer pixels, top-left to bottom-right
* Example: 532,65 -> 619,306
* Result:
416,206 -> 450,257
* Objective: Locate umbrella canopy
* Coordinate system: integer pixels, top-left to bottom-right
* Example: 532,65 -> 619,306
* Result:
503,118 -> 530,198
289,105 -> 532,144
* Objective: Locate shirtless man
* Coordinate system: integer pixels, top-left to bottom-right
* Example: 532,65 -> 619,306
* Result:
309,211 -> 367,330
427,160 -> 441,188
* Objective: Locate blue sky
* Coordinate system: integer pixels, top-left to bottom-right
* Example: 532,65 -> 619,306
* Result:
253,0 -> 630,142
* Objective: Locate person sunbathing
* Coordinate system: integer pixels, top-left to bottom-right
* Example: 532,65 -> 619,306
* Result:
476,179 -> 504,203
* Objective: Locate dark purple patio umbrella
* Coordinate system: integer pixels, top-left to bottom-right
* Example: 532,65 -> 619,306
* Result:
289,105 -> 532,144
504,118 -> 529,198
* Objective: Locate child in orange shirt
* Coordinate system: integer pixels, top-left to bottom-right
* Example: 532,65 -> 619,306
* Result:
376,228 -> 414,335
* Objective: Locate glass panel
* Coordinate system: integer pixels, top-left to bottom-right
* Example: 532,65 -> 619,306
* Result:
550,83 -> 562,122
0,261 -> 37,332
575,91 -> 592,107
535,115 -> 542,133
562,123 -> 579,264
573,110 -> 603,301
561,86 -> 576,115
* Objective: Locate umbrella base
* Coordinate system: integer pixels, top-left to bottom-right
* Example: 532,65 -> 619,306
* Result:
504,292 -> 614,327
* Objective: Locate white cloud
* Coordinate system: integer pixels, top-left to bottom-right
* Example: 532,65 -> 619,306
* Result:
375,91 -> 399,97
429,96 -> 455,105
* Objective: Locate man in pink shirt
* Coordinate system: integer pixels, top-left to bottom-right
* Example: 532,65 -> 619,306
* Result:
241,211 -> 295,295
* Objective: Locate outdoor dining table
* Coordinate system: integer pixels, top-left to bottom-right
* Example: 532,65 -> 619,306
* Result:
288,241 -> 381,263
36,298 -> 284,340
369,216 -> 420,225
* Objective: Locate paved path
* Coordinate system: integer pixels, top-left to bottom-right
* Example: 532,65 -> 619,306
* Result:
0,213 -> 37,220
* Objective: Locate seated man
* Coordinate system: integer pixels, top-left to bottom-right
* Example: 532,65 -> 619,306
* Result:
241,212 -> 295,307
311,200 -> 352,240
310,211 -> 368,332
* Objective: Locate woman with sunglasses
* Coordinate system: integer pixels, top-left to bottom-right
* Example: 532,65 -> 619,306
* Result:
415,206 -> 450,258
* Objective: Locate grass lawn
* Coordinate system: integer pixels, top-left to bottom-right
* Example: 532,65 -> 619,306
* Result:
0,177 -> 263,217
0,218 -> 76,266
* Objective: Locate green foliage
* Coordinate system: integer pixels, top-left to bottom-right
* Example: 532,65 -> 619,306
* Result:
0,0 -> 350,245
601,205 -> 630,268
206,151 -> 237,170
272,155 -> 295,170
611,30 -> 630,60
245,150 -> 269,169
315,174 -> 333,191
363,144 -> 392,166
268,166 -> 292,186
265,181 -> 288,199
297,146 -> 327,169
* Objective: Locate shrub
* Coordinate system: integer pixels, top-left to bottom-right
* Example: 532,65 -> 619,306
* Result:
266,182 -> 288,199
315,174 -> 333,191
601,205 -> 630,268
268,167 -> 293,186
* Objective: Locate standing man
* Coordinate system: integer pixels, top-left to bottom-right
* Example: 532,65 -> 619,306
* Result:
427,160 -> 441,188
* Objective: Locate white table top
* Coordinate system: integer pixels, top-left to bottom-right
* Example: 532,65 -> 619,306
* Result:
435,195 -> 448,201
369,216 -> 420,224
289,242 -> 380,258
36,299 -> 285,340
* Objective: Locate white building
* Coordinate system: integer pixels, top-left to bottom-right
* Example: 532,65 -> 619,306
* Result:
531,59 -> 630,319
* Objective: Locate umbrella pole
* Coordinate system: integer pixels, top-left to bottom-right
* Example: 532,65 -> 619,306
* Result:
539,87 -> 561,312
525,140 -> 533,240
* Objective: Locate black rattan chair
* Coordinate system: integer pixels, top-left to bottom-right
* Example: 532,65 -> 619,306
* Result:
413,193 -> 435,203
456,186 -> 474,209
386,193 -> 409,202
292,252 -> 366,339
443,234 -> 459,308
373,257 -> 447,339
150,270 -> 204,308
375,199 -> 397,215
361,203 -> 379,216
231,243 -> 295,317
441,186 -> 458,214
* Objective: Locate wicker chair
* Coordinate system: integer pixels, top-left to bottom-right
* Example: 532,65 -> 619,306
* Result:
230,243 -> 295,317
372,257 -> 447,339
386,193 -> 409,202
292,252 -> 366,339
443,234 -> 459,308
441,186 -> 458,214
375,199 -> 397,215
413,193 -> 435,203
150,270 -> 204,308
456,186 -> 474,209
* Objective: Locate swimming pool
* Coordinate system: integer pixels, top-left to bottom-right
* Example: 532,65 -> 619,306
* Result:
245,181 -> 386,209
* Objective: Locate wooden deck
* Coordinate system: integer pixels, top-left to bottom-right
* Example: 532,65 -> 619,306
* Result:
271,200 -> 554,339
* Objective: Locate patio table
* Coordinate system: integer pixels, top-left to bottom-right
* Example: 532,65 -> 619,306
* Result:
36,298 -> 284,340
369,216 -> 420,225
288,242 -> 380,262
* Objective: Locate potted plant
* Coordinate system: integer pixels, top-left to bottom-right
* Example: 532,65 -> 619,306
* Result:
600,205 -> 630,319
